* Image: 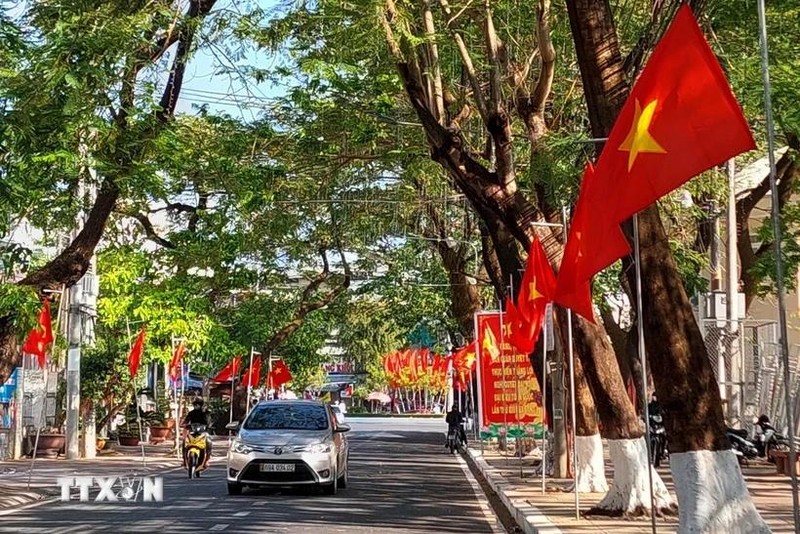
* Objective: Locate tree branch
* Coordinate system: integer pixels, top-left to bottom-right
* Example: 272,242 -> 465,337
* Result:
119,210 -> 176,249
437,0 -> 489,123
422,0 -> 446,123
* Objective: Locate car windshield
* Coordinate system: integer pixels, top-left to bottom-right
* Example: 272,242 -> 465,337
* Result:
243,403 -> 329,431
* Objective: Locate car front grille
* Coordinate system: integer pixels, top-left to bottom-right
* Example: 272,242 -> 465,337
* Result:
239,460 -> 317,483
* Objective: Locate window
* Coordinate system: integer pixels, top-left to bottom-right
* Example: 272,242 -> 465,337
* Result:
243,403 -> 329,431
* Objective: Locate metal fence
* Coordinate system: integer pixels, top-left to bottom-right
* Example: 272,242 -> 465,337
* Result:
699,318 -> 800,436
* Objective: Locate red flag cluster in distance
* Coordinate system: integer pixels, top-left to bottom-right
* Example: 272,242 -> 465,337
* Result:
554,5 -> 755,322
22,301 -> 54,369
382,348 -> 447,387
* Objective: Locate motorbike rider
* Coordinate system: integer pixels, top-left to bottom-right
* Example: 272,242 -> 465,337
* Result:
647,393 -> 661,417
182,398 -> 212,469
445,405 -> 467,446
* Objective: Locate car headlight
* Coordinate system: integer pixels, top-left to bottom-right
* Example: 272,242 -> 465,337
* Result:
303,443 -> 332,454
231,440 -> 254,454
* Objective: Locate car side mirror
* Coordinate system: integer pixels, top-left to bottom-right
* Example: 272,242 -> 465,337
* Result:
334,424 -> 351,433
225,421 -> 240,431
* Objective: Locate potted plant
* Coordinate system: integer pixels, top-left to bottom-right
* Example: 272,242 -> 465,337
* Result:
35,426 -> 66,457
147,411 -> 171,443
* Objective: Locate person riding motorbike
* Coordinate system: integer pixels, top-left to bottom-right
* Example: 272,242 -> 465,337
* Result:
445,406 -> 467,446
182,398 -> 212,469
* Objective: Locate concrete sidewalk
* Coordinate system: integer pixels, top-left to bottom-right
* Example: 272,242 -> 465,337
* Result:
467,446 -> 797,533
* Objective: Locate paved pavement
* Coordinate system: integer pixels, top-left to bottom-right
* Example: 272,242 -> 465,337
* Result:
468,444 -> 799,534
0,417 -> 507,533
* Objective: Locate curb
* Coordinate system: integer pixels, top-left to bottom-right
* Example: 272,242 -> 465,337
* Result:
465,448 -> 563,534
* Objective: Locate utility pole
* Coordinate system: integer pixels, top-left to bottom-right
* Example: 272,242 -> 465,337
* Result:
726,160 -> 743,426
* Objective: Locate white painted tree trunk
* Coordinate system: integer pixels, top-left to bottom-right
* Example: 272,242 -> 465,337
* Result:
594,437 -> 673,514
671,449 -> 770,534
574,433 -> 609,493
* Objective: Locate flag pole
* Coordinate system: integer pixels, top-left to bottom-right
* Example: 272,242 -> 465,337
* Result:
171,335 -> 179,458
633,213 -> 657,534
756,1 -> 800,529
509,274 -> 524,479
562,206 -> 579,519
229,358 -> 236,426
541,304 -> 548,495
497,302 -> 510,463
566,308 -> 580,519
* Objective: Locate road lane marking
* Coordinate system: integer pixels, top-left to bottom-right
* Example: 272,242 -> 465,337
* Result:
233,511 -> 250,517
456,454 -> 507,534
209,524 -> 229,531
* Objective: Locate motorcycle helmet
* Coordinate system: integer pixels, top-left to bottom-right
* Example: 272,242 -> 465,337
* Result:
758,414 -> 770,425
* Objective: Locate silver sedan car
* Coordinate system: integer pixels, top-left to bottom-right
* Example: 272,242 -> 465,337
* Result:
226,400 -> 350,495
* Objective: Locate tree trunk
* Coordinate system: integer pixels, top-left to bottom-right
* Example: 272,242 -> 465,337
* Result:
566,0 -> 767,529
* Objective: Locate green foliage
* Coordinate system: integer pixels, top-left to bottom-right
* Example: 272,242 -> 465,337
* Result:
0,284 -> 41,334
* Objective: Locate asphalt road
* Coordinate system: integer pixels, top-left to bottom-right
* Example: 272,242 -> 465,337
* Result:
0,418 -> 505,534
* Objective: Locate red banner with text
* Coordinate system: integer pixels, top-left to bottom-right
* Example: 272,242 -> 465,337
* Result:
475,311 -> 543,429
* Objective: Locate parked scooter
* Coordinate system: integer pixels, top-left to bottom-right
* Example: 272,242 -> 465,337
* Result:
727,427 -> 759,464
755,415 -> 790,462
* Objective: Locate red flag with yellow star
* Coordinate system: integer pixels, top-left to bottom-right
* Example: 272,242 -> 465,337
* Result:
554,164 -> 630,322
594,5 -> 755,222
267,359 -> 292,388
517,237 -> 556,324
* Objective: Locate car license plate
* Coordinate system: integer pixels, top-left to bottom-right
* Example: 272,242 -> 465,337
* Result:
260,463 -> 295,472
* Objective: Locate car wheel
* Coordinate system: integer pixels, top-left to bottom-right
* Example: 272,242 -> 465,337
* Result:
227,482 -> 242,495
323,470 -> 338,495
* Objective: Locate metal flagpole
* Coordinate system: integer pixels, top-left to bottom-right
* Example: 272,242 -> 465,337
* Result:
229,358 -> 236,426
509,274 -> 524,479
541,304 -> 548,495
566,309 -> 580,519
498,302 -> 510,463
171,336 -> 179,457
633,214 -> 658,534
756,1 -> 800,529
561,205 -> 579,518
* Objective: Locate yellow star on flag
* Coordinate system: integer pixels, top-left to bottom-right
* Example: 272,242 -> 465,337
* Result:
618,99 -> 666,171
483,326 -> 500,361
527,280 -> 544,302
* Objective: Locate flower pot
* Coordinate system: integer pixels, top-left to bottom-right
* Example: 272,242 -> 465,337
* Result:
118,435 -> 140,447
149,426 -> 171,443
36,433 -> 65,455
165,419 -> 176,430
96,438 -> 107,451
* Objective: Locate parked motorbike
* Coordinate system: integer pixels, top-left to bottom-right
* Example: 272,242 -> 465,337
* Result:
648,413 -> 667,467
184,423 -> 209,478
727,427 -> 759,464
755,415 -> 790,462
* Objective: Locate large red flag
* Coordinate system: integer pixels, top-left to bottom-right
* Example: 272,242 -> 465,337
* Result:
212,356 -> 242,382
242,357 -> 262,388
554,164 -> 631,322
127,327 -> 146,379
22,301 -> 54,369
595,5 -> 755,222
267,359 -> 292,388
168,341 -> 186,381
